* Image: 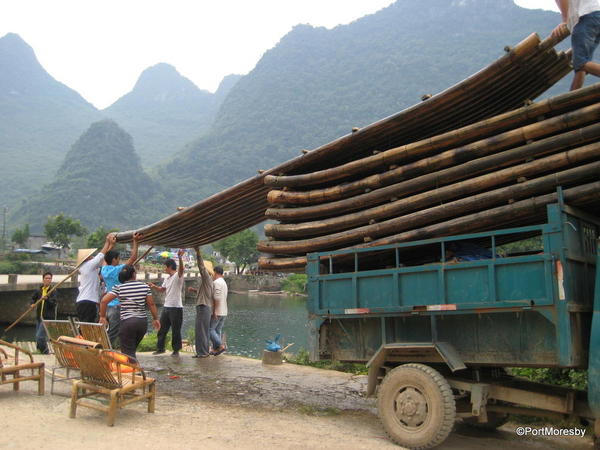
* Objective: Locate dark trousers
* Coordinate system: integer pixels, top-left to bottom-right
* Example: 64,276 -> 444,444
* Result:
119,317 -> 147,358
157,307 -> 183,352
194,304 -> 212,356
35,319 -> 49,354
106,305 -> 121,349
76,300 -> 98,323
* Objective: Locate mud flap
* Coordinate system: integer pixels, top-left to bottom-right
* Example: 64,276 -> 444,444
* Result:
366,342 -> 466,397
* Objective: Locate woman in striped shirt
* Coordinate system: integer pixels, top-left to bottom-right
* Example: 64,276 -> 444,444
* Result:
99,265 -> 160,358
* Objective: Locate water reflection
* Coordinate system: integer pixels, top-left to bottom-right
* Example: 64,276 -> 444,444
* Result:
1,292 -> 310,359
180,293 -> 309,358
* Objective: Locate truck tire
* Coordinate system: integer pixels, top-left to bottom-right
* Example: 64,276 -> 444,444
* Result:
378,363 -> 456,449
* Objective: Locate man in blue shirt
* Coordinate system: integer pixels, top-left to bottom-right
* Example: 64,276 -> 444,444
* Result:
100,232 -> 142,348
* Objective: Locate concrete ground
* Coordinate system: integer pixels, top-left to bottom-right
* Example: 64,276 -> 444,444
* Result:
0,351 -> 594,449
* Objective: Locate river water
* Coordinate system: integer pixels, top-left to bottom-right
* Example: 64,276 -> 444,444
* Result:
1,292 -> 310,359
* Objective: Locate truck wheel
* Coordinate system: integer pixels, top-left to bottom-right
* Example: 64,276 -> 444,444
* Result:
378,363 -> 455,449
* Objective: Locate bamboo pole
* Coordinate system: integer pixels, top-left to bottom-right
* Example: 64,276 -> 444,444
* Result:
266,116 -> 600,222
258,182 -> 600,271
263,33 -> 547,180
265,141 -> 600,239
258,161 -> 600,254
134,246 -> 153,265
263,102 -> 600,190
266,83 -> 600,201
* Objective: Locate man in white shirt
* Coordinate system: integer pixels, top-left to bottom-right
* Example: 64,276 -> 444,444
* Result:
210,266 -> 228,356
76,233 -> 116,323
149,249 -> 185,356
552,0 -> 600,90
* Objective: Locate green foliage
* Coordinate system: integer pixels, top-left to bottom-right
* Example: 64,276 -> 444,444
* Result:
0,35 -> 237,211
44,213 -> 86,248
0,261 -> 23,274
0,253 -> 43,274
11,223 -> 29,247
104,64 -> 239,166
138,331 -> 172,352
87,226 -> 119,248
0,33 -> 101,209
281,274 -> 307,294
285,349 -> 368,375
498,236 -> 543,255
15,120 -> 168,232
509,368 -> 587,390
213,229 -> 259,274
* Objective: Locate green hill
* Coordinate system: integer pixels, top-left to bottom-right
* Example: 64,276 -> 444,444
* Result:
159,0 -> 570,206
13,120 -> 167,232
103,64 -> 240,166
0,33 -> 101,206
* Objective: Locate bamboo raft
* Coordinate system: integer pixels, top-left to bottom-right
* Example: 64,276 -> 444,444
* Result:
116,32 -> 600,273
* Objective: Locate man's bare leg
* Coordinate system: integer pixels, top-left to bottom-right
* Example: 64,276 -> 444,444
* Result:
571,70 -> 587,90
583,61 -> 600,77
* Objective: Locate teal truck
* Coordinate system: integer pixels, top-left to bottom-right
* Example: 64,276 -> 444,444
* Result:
306,201 -> 599,449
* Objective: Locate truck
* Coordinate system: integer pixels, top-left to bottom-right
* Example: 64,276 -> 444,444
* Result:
306,200 -> 599,449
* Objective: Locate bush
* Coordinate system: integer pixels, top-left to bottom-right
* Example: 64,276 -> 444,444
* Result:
138,331 -> 172,352
509,367 -> 587,390
0,261 -> 21,274
281,274 -> 307,294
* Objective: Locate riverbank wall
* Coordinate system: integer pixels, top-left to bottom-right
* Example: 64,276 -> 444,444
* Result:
0,274 -> 285,326
224,274 -> 284,292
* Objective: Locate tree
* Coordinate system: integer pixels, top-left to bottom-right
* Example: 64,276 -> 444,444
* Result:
11,223 -> 30,247
213,229 -> 259,274
44,213 -> 86,249
87,226 -> 118,248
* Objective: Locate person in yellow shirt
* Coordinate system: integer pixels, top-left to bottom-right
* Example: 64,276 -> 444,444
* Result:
30,272 -> 57,354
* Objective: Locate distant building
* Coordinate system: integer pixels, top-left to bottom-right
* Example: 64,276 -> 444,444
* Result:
26,234 -> 46,250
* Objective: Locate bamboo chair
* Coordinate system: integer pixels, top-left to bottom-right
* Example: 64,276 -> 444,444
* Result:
73,321 -> 112,350
64,344 -> 155,426
49,336 -> 101,395
0,339 -> 45,395
43,320 -> 76,349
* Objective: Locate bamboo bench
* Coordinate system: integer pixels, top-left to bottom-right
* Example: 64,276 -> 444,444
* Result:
0,339 -> 45,395
56,342 -> 155,426
49,336 -> 102,395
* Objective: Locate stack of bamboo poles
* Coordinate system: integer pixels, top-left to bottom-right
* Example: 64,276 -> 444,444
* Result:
113,34 -> 580,260
258,81 -> 600,271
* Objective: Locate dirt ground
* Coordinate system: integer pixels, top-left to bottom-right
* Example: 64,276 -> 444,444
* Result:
1,352 -> 594,449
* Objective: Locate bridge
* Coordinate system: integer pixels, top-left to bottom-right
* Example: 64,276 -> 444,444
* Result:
0,271 -> 201,326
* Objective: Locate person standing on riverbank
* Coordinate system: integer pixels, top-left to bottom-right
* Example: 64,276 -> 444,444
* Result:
30,272 -> 57,354
76,233 -> 116,323
189,248 -> 213,358
210,266 -> 228,356
100,232 -> 142,348
149,249 -> 185,356
99,265 -> 160,358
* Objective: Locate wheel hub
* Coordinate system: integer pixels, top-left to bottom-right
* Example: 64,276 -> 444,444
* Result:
395,387 -> 428,427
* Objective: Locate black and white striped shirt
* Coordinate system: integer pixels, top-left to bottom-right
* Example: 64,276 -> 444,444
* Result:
111,281 -> 151,321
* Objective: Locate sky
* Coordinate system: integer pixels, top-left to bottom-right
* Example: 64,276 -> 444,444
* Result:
1,0 -> 559,109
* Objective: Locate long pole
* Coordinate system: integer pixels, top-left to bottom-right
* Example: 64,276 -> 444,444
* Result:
1,206 -> 6,252
133,246 -> 153,266
2,255 -> 91,337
